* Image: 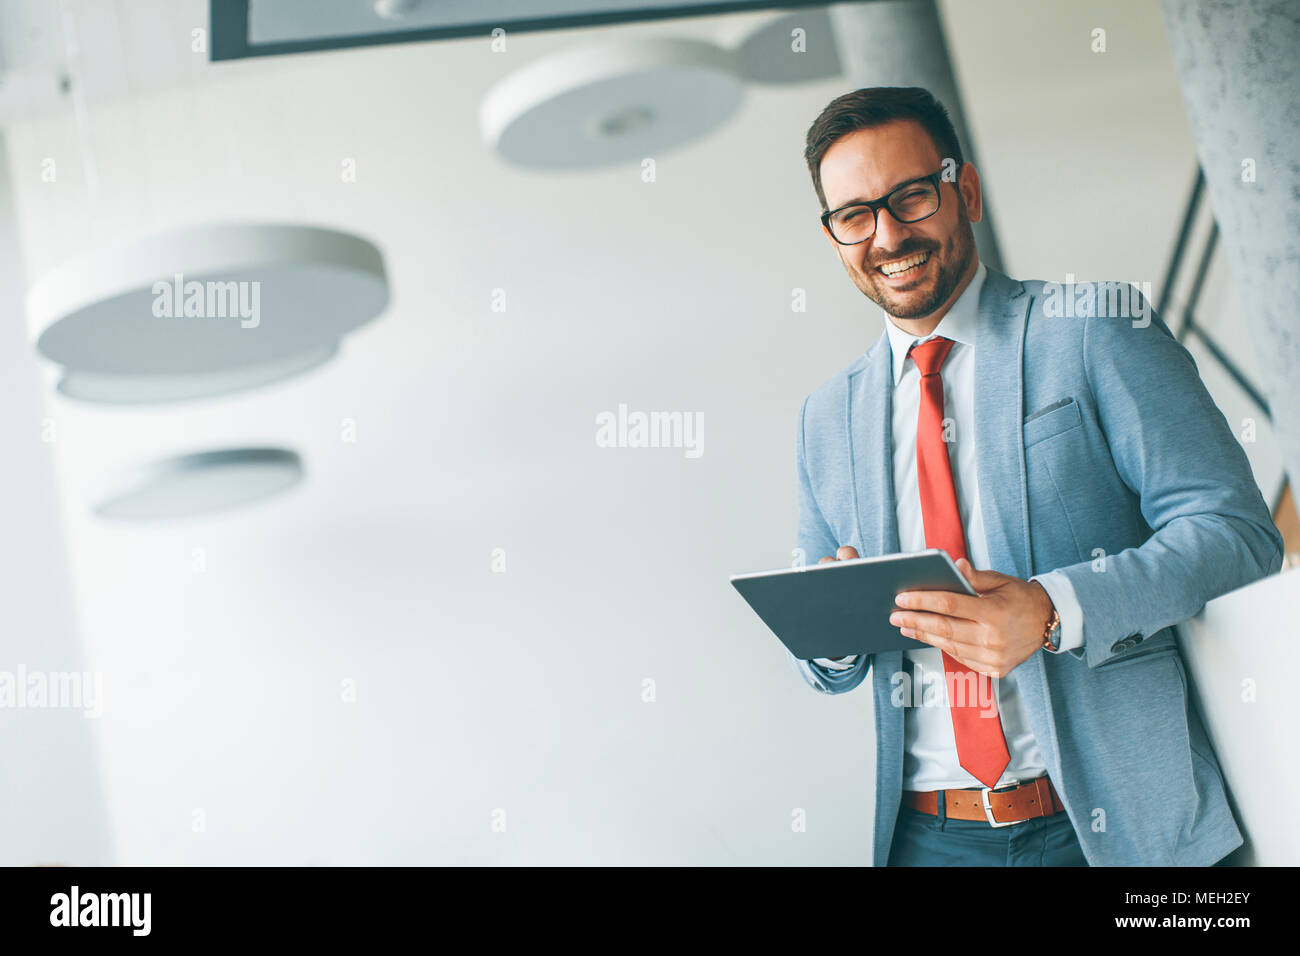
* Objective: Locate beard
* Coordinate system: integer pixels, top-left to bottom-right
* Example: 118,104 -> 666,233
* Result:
851,200 -> 977,320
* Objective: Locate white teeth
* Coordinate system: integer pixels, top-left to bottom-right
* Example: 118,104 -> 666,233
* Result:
879,252 -> 930,276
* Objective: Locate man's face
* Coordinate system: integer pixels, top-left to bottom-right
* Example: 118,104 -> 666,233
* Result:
818,119 -> 981,321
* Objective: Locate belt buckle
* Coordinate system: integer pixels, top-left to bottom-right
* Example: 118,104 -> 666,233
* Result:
981,784 -> 1027,828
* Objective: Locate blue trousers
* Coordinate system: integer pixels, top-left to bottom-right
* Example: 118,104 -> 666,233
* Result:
886,799 -> 1089,866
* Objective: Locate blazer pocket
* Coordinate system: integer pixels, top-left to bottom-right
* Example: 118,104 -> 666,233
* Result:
1096,642 -> 1177,672
1023,396 -> 1082,447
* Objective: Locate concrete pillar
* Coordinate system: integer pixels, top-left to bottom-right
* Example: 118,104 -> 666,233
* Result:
826,0 -> 1003,271
1161,0 -> 1300,491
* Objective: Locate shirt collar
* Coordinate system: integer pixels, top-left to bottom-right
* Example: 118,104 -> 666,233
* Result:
884,259 -> 987,386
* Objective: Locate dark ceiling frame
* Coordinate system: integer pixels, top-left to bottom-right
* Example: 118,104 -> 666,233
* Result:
210,0 -> 865,61
1161,165 -> 1285,515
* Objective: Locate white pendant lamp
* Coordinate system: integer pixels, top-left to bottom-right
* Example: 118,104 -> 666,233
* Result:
480,37 -> 744,170
732,8 -> 843,85
28,223 -> 388,399
56,342 -> 339,405
93,448 -> 304,521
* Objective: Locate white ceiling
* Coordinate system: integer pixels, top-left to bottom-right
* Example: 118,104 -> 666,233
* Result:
0,0 -> 1284,863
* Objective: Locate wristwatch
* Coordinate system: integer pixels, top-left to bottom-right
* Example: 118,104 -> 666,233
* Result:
1041,605 -> 1062,652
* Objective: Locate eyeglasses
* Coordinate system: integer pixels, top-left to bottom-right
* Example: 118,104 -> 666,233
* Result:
820,171 -> 945,245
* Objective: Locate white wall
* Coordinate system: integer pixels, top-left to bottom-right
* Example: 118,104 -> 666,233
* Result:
0,0 -> 1287,864
0,136 -> 114,865
1180,567 -> 1300,866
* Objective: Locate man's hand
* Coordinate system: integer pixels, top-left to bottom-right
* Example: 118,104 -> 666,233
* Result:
818,545 -> 860,564
889,558 -> 1055,678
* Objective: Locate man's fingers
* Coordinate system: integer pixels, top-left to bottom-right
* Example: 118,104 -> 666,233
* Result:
902,629 -> 1000,675
955,557 -> 978,587
818,545 -> 860,564
954,557 -> 1007,591
892,611 -> 979,646
895,588 -> 983,621
901,627 -> 956,658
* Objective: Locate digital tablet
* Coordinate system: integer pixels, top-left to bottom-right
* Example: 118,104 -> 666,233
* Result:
729,549 -> 978,660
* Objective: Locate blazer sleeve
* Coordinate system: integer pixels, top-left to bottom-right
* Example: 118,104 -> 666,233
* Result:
788,394 -> 871,693
1052,291 -> 1284,668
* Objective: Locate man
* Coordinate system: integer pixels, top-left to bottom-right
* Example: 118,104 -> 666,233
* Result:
788,87 -> 1283,866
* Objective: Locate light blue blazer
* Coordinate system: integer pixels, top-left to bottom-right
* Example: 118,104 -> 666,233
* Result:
790,265 -> 1283,866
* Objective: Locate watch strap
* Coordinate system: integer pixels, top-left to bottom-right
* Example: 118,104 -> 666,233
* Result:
1041,606 -> 1061,652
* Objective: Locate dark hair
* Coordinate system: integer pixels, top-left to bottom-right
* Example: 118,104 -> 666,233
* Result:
804,87 -> 964,212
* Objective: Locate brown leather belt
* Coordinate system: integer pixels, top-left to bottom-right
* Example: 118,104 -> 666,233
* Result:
902,774 -> 1065,827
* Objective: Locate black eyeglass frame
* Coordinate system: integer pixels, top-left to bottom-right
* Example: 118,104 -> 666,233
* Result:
820,170 -> 948,246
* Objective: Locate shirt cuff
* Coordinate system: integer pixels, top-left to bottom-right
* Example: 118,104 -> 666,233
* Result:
812,655 -> 859,671
1030,571 -> 1083,654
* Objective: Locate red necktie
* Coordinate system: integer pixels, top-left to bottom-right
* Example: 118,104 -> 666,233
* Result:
908,336 -> 1010,790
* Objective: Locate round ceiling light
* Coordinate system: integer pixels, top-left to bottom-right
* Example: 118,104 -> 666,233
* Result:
27,222 -> 388,390
480,37 -> 744,169
56,341 -> 338,405
733,9 -> 843,85
93,447 -> 304,522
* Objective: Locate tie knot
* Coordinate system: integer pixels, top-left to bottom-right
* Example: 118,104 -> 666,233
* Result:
909,336 -> 954,376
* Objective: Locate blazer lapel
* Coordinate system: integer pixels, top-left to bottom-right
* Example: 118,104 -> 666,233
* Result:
848,332 -> 900,557
974,266 -> 1034,579
847,266 -> 1033,577
973,268 -> 1057,753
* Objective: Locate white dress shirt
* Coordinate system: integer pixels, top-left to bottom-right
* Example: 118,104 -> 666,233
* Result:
814,260 -> 1084,791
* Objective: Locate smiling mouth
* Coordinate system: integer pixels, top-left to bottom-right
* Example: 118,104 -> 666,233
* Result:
876,251 -> 931,281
